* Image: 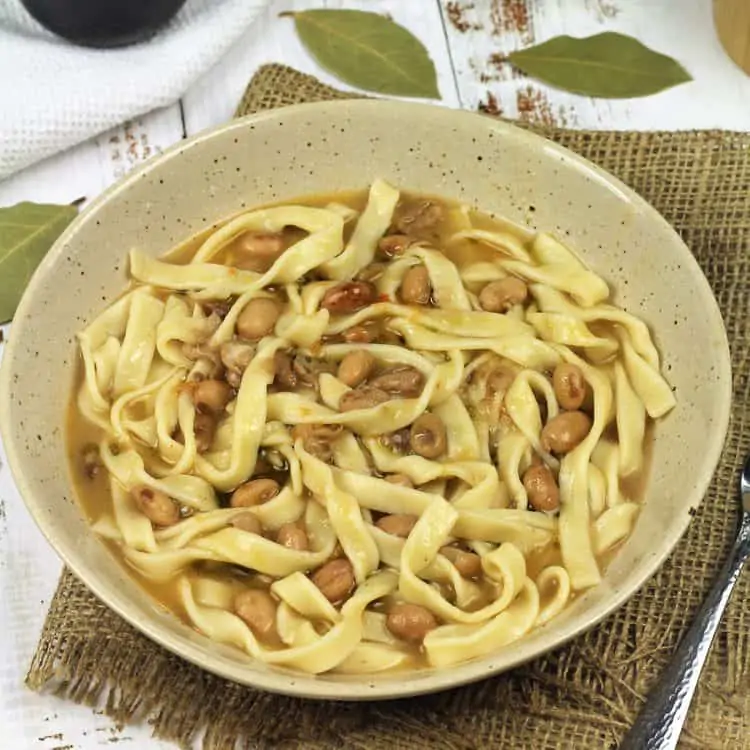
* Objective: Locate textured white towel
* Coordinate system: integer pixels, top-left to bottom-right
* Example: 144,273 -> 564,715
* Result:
0,0 -> 267,179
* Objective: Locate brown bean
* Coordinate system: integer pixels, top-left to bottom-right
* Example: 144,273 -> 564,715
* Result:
399,265 -> 431,306
236,232 -> 284,258
378,234 -> 413,258
384,473 -> 414,488
192,378 -> 232,414
320,281 -> 377,314
522,464 -> 560,512
337,351 -> 376,388
394,201 -> 445,237
369,366 -> 425,397
231,512 -> 263,534
311,558 -> 355,603
375,514 -> 418,537
541,411 -> 592,454
292,423 -> 344,462
194,412 -> 216,453
356,263 -> 387,283
230,478 -> 280,508
386,602 -> 438,643
236,298 -> 280,340
132,486 -> 180,527
234,589 -> 278,641
233,233 -> 284,273
342,321 -> 382,344
273,350 -> 298,390
553,363 -> 586,411
479,277 -> 529,313
339,386 -> 390,412
202,300 -> 231,319
440,546 -> 482,578
81,443 -> 101,480
276,522 -> 309,551
410,413 -> 447,459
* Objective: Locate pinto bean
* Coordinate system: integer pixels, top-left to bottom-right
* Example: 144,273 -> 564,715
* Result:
378,234 -> 413,258
356,263 -> 387,283
236,298 -> 281,340
386,602 -> 437,643
394,201 -> 445,237
375,514 -> 418,537
81,443 -> 101,480
230,478 -> 280,508
339,386 -> 390,412
311,559 -> 355,604
384,473 -> 414,488
292,423 -> 344,462
522,464 -> 560,512
440,546 -> 482,578
231,512 -> 263,534
132,486 -> 180,527
369,366 -> 424,397
234,589 -> 278,641
552,363 -> 586,411
342,321 -> 382,344
273,350 -> 298,390
540,411 -> 592,453
337,351 -> 376,388
192,379 -> 232,414
409,413 -> 447,459
321,281 -> 377,314
399,265 -> 431,306
236,232 -> 284,258
479,277 -> 529,312
193,412 -> 216,453
276,522 -> 309,551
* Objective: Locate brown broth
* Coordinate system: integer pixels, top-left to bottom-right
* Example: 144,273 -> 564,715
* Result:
67,187 -> 655,670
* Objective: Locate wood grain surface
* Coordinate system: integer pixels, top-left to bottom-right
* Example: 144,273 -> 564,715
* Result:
0,1 -> 749,747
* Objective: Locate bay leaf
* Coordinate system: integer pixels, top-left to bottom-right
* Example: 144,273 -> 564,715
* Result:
289,10 -> 440,99
0,202 -> 77,323
507,32 -> 691,98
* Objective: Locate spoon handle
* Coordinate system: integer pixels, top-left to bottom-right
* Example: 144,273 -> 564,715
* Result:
620,514 -> 750,750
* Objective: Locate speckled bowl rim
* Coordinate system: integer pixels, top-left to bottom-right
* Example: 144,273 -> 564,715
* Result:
0,100 -> 732,701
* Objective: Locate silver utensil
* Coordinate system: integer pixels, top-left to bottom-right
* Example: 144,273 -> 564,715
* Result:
620,454 -> 750,750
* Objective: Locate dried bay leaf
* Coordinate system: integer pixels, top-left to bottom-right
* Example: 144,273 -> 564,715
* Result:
288,10 -> 440,99
0,202 -> 77,323
508,32 -> 691,98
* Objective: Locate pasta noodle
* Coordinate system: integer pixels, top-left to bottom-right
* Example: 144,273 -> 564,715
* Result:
68,181 -> 674,675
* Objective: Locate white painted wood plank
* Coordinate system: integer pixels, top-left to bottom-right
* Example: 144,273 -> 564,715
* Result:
0,102 -> 185,749
441,0 -> 750,129
182,0 -> 460,136
0,104 -> 184,207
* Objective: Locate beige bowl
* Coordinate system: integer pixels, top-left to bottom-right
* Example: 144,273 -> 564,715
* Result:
0,101 -> 731,700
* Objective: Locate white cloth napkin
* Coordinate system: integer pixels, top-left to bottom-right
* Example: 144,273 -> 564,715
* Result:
0,0 -> 268,180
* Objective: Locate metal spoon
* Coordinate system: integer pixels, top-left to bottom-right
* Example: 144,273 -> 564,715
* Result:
620,454 -> 750,750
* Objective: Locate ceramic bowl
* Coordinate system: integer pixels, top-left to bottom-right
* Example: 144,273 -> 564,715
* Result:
0,100 -> 731,700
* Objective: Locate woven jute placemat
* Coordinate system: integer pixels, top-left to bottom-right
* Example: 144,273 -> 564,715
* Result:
27,64 -> 749,750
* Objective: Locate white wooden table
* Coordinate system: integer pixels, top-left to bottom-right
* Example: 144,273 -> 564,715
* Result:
1,1 -> 748,747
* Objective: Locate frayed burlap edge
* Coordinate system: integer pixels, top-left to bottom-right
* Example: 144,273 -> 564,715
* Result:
27,65 -> 750,750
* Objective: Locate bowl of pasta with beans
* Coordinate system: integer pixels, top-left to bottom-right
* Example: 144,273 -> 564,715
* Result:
0,100 -> 730,699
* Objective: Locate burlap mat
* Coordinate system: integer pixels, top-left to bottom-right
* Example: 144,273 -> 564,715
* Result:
27,65 -> 750,750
